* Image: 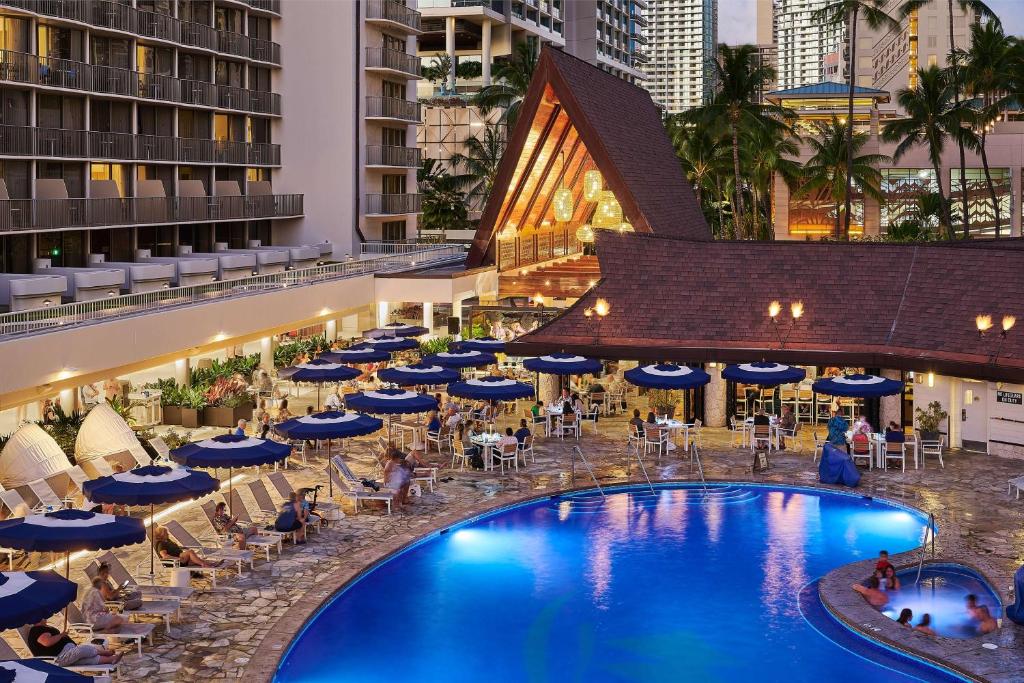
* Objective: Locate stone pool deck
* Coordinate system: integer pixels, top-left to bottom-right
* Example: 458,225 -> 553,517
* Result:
5,414 -> 1023,681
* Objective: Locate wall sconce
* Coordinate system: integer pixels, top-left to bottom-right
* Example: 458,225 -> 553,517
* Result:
768,300 -> 805,348
594,298 -> 610,317
977,313 -> 1016,362
927,371 -> 935,388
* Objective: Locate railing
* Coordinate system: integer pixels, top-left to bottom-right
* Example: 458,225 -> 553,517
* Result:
0,49 -> 281,114
360,238 -> 454,256
914,512 -> 937,584
243,0 -> 281,14
365,47 -> 420,77
0,194 -> 303,232
217,29 -> 249,60
365,145 -> 421,168
570,446 -> 605,497
366,0 -> 422,32
366,95 -> 421,122
365,193 -> 421,216
689,442 -> 708,493
0,246 -> 465,339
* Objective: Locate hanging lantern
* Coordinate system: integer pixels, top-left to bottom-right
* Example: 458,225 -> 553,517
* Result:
553,187 -> 573,222
617,221 -> 634,233
575,224 -> 595,243
583,169 -> 603,202
592,190 -> 622,228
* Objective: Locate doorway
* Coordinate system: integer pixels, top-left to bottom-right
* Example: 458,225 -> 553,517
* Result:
960,381 -> 988,453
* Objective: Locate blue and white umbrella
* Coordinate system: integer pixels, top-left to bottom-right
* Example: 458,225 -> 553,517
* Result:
812,373 -> 904,398
344,389 -> 438,416
456,337 -> 506,353
721,362 -> 806,386
624,363 -> 711,390
274,411 -> 384,496
285,358 -> 361,384
446,376 -> 535,401
377,363 -> 459,387
0,570 -> 77,630
0,509 -> 145,554
371,322 -> 429,338
0,657 -> 95,682
320,344 -> 391,364
359,336 -> 419,353
170,435 -> 292,507
83,465 -> 220,576
422,349 -> 497,369
523,353 -> 602,376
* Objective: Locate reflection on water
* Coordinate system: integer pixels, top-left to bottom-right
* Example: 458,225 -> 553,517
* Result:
762,492 -> 810,619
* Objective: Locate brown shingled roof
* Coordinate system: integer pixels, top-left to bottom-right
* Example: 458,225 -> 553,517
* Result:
508,232 -> 1024,383
465,47 -> 709,268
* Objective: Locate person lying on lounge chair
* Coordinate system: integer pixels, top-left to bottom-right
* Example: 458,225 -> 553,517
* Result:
155,525 -> 222,567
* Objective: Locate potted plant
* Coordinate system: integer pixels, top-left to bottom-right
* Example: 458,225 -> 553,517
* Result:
160,383 -> 183,426
915,401 -> 948,442
201,377 -> 254,427
648,389 -> 678,419
180,387 -> 207,429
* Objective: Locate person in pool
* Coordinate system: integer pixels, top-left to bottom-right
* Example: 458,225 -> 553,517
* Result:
896,608 -> 913,627
966,594 -> 982,621
915,614 -> 936,636
876,550 -> 893,574
976,605 -> 998,634
852,576 -> 889,608
884,565 -> 901,591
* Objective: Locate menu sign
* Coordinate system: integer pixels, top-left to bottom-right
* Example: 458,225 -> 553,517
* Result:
519,235 -> 536,265
996,390 -> 1023,405
498,238 -> 517,271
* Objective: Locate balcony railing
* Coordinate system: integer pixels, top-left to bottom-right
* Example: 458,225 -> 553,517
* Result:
360,238 -> 451,256
0,125 -> 280,165
0,194 -> 303,232
366,193 -> 421,215
366,0 -> 422,32
0,246 -> 465,339
0,0 -> 278,63
243,0 -> 281,14
366,95 -> 421,122
0,50 -> 282,114
366,145 -> 421,168
365,47 -> 421,78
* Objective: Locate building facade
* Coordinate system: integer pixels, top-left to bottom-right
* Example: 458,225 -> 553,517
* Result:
767,0 -> 843,90
641,0 -> 717,113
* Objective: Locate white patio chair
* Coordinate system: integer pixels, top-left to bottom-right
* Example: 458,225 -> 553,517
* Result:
94,551 -> 194,601
518,434 -> 535,465
492,442 -> 518,474
166,517 -> 262,570
812,432 -> 825,463
558,413 -> 580,440
66,602 -> 154,655
919,437 -> 944,468
851,439 -> 873,470
884,440 -> 906,473
1008,475 -> 1024,499
329,455 -> 395,515
9,626 -> 120,680
580,405 -> 600,434
27,479 -> 67,510
644,425 -> 668,458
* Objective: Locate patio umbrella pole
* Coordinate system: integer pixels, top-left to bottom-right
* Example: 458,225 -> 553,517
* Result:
150,503 -> 155,579
64,551 -> 70,629
327,439 -> 333,497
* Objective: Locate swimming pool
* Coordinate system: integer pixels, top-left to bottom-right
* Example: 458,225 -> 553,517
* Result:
276,484 -> 956,682
882,564 -> 1003,639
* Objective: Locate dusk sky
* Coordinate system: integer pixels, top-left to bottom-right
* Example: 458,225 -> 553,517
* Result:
718,0 -> 1024,45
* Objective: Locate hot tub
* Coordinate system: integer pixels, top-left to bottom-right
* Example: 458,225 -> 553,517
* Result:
881,563 -> 1003,638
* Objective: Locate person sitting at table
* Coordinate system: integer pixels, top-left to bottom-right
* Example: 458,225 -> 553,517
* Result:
778,406 -> 796,450
325,387 -> 343,411
646,410 -> 657,425
884,421 -> 905,444
514,419 -> 532,444
571,393 -> 586,416
561,390 -> 574,416
827,409 -> 849,452
853,414 -> 873,436
426,410 -> 441,434
753,408 -> 770,426
444,406 -> 462,431
629,409 -> 646,438
851,427 -> 871,460
498,427 -> 519,451
531,400 -> 543,418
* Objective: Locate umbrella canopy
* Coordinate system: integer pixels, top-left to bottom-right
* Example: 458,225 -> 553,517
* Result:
170,434 -> 292,469
358,336 -> 419,353
377,363 -> 459,386
811,373 -> 904,398
624,363 -> 712,390
344,389 -> 438,416
284,359 -> 361,384
320,345 -> 391,364
446,376 -> 535,401
456,337 -> 506,353
721,362 -> 806,386
0,658 -> 96,682
274,411 -> 384,440
422,349 -> 497,369
82,465 -> 220,507
523,353 -> 602,376
372,323 -> 429,338
0,571 -> 78,630
0,509 -> 145,554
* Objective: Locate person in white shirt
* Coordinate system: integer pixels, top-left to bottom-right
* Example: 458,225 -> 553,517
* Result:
325,388 -> 343,411
497,427 -> 519,450
445,407 -> 462,430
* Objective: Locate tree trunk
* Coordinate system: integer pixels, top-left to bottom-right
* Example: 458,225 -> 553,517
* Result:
834,202 -> 841,238
933,160 -> 954,239
842,8 -> 858,241
949,0 -> 969,238
979,128 -> 1002,236
716,177 -> 727,238
731,121 -> 745,238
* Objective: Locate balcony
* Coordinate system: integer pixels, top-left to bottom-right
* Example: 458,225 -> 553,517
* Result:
366,95 -> 421,123
366,145 -> 421,168
365,47 -> 421,79
243,0 -> 281,14
366,0 -> 422,34
366,193 -> 421,216
0,194 -> 303,233
0,50 -> 282,115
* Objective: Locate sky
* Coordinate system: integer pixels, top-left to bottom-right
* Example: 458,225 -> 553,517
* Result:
718,0 -> 1024,45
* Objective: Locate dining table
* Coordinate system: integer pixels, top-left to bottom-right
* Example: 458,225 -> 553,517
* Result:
470,432 -> 503,470
652,418 -> 692,451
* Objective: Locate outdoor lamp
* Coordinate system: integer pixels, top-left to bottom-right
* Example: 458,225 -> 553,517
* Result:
592,190 -> 622,228
1002,315 -> 1016,334
584,308 -> 593,318
553,151 -> 574,222
594,298 -> 610,317
791,301 -> 804,320
583,169 -> 603,202
533,293 -> 545,307
768,301 -> 782,319
976,314 -> 993,335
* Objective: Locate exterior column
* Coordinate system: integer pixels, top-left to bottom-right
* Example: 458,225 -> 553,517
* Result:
341,313 -> 360,339
879,368 -> 902,429
704,364 -> 727,427
445,17 -> 456,93
538,373 -> 559,406
422,302 -> 433,334
452,295 -> 466,340
325,319 -> 338,342
259,337 -> 274,372
174,358 -> 191,386
377,301 -> 390,328
481,20 -> 492,87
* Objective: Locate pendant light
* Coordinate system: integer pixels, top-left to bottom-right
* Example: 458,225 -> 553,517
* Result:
583,169 -> 603,202
552,151 -> 573,223
592,190 -> 622,228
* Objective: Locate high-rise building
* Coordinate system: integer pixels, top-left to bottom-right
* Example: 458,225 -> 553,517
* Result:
564,0 -> 647,83
770,0 -> 843,90
642,0 -> 718,113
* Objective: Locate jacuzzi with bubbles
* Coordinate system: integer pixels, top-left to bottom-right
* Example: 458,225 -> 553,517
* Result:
881,563 -> 1003,638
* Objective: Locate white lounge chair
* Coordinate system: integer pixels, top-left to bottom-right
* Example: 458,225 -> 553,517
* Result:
81,457 -> 115,479
329,455 -> 395,515
6,628 -> 118,680
27,479 -> 67,510
266,471 -> 342,519
197,501 -> 281,560
165,519 -> 261,570
147,436 -> 172,463
83,562 -> 180,635
149,525 -> 226,589
0,488 -> 41,515
94,551 -> 193,601
66,603 -> 154,655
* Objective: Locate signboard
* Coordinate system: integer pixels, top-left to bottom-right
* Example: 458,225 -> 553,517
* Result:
518,234 -> 535,265
996,391 -> 1023,405
536,232 -> 552,261
498,238 -> 517,271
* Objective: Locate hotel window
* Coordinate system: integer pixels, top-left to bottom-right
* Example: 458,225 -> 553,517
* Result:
0,87 -> 28,126
37,24 -> 83,61
179,53 -> 211,82
246,167 -> 270,182
215,59 -> 244,88
137,165 -> 174,197
178,109 -> 211,139
214,113 -> 244,142
382,33 -> 404,52
249,66 -> 271,93
382,220 -> 406,242
215,6 -> 243,33
382,174 -> 406,194
91,163 -> 129,196
38,162 -> 83,197
950,168 -> 1012,237
927,54 -> 937,67
881,169 -> 937,230
90,36 -> 131,70
90,99 -> 132,134
382,80 -> 404,99
136,45 -> 173,76
0,15 -> 30,52
38,231 -> 84,267
137,104 -> 174,136
382,127 -> 406,146
178,0 -> 211,24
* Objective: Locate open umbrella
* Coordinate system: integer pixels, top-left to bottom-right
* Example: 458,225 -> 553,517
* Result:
0,570 -> 77,630
345,389 -> 438,441
456,337 -> 506,353
811,373 -> 904,398
320,344 -> 391,364
721,362 -> 806,386
624,363 -> 711,390
523,353 -> 602,376
446,376 -> 535,401
358,336 -> 419,353
369,322 -> 429,338
422,349 -> 497,369
281,359 -> 360,408
377,363 -> 459,387
170,435 -> 291,508
274,411 -> 384,496
82,466 -> 220,578
0,657 -> 96,682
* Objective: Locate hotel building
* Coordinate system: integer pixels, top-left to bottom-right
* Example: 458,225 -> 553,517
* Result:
641,0 -> 717,113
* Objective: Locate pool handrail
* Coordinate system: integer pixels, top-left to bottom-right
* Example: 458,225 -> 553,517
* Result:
914,511 -> 937,584
570,446 -> 606,497
688,441 -> 708,493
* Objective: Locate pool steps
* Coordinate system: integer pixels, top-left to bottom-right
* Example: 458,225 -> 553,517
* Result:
549,485 -> 759,513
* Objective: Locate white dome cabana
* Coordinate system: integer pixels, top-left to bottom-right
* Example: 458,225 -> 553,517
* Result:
0,423 -> 71,489
75,403 -> 149,471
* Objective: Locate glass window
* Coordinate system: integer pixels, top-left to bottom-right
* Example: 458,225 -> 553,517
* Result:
949,168 -> 1012,237
881,169 -> 938,231
382,220 -> 407,241
90,163 -> 128,196
0,15 -> 30,52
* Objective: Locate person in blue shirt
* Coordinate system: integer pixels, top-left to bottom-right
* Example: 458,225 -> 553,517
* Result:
426,409 -> 441,434
514,418 -> 532,444
826,409 -> 849,452
884,421 -> 905,443
234,419 -> 247,437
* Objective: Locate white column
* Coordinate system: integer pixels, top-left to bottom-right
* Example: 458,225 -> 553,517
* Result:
452,295 -> 466,340
174,358 -> 191,386
445,16 -> 456,92
422,302 -> 433,334
481,20 -> 492,87
342,313 -> 360,339
259,337 -> 274,372
879,368 -> 902,430
377,301 -> 390,328
58,387 -> 76,413
705,364 -> 727,427
325,319 -> 338,342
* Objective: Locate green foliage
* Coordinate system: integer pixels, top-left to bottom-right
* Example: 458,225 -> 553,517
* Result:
106,395 -> 142,426
274,335 -> 328,368
203,376 -> 252,408
160,428 -> 193,450
419,158 -> 470,233
419,336 -> 453,355
473,42 -> 538,128
915,401 -> 948,433
189,354 -> 260,388
42,404 -> 86,456
647,389 -> 679,413
179,386 -> 208,411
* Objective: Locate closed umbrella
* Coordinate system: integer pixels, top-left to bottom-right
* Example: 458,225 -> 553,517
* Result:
811,374 -> 904,398
320,344 -> 391,364
0,657 -> 96,682
82,466 -> 220,577
274,411 -> 384,496
377,363 -> 459,387
0,570 -> 78,630
281,359 -> 360,408
624,363 -> 711,390
422,349 -> 497,369
446,376 -> 535,401
170,435 -> 291,507
456,337 -> 506,353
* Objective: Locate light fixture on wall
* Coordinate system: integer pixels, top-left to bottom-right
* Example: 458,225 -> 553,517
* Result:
927,371 -> 935,388
583,169 -> 603,202
552,151 -> 574,223
592,190 -> 622,228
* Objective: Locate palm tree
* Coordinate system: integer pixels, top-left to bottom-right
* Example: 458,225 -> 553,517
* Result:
418,158 -> 469,234
813,1 -> 898,239
798,118 -> 888,238
742,125 -> 802,240
689,44 -> 790,239
473,43 -> 539,129
448,124 -> 505,210
422,52 -> 453,92
666,114 -> 728,219
881,66 -> 976,238
959,21 -> 1013,235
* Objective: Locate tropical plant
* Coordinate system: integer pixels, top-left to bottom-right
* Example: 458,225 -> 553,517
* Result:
188,354 -> 260,388
647,389 -> 678,415
796,118 -> 889,238
813,0 -> 899,239
915,400 -> 948,433
473,42 -> 539,128
419,336 -> 453,355
179,386 -> 209,411
422,52 -> 453,89
0,432 -> 12,452
449,124 -> 505,208
203,376 -> 252,408
881,65 -> 976,238
274,335 -> 328,368
456,60 -> 482,80
666,114 -> 734,235
106,395 -> 142,426
742,124 -> 803,240
160,428 -> 194,450
42,404 -> 86,455
418,158 -> 470,233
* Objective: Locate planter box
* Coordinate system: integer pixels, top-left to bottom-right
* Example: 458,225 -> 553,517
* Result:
162,405 -> 182,425
202,404 -> 254,428
181,408 -> 201,429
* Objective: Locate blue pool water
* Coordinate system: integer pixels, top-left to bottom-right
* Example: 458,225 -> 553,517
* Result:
882,564 -> 1003,638
276,484 -> 953,682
